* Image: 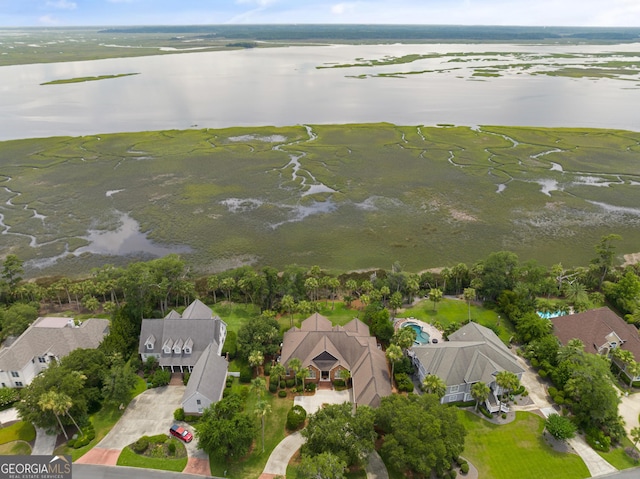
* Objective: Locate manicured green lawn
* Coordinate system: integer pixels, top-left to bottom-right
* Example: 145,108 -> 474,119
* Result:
597,436 -> 639,470
117,446 -> 188,472
209,379 -> 294,478
211,303 -> 260,333
0,421 -> 36,444
398,298 -> 515,344
458,410 -> 589,479
0,441 -> 32,455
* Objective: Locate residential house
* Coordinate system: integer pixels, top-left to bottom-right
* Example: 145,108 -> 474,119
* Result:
410,322 -> 524,413
0,316 -> 109,388
139,299 -> 228,415
280,313 -> 392,408
551,306 -> 640,381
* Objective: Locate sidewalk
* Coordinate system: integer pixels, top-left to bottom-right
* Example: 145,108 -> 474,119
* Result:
513,355 -> 618,477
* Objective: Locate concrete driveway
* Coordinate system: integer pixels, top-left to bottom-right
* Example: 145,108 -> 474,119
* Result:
619,391 -> 640,437
98,386 -> 186,450
294,389 -> 352,415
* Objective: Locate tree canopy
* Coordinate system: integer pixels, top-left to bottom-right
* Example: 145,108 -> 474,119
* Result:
301,402 -> 376,467
376,394 -> 466,477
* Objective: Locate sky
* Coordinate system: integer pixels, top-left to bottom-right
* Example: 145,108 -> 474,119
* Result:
1,0 -> 640,28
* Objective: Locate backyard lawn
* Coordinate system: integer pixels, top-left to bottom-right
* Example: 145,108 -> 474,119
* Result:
458,410 -> 590,479
397,298 -> 515,344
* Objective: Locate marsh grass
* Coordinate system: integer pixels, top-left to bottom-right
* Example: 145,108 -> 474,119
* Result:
2,124 -> 639,277
41,73 -> 139,85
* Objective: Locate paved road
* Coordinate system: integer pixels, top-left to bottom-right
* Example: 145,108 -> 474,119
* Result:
73,464 -> 220,479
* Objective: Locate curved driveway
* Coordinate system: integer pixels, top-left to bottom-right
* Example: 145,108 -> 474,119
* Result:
77,384 -> 209,475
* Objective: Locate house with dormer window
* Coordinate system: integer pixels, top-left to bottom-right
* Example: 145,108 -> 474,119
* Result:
139,299 -> 228,415
551,306 -> 640,382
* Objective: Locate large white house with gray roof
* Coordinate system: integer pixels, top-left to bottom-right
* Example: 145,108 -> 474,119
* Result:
409,322 -> 523,412
0,316 -> 109,388
139,299 -> 228,415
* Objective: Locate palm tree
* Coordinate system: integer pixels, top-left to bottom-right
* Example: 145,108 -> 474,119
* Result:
471,381 -> 490,412
429,288 -> 443,311
207,274 -> 219,303
270,363 -> 286,389
251,377 -> 266,399
297,368 -> 310,393
254,400 -> 272,453
611,348 -> 635,380
288,358 -> 302,386
281,294 -> 296,327
38,391 -> 68,440
495,371 -> 520,413
57,391 -> 83,436
422,374 -> 447,399
391,327 -> 416,353
463,288 -> 476,321
563,281 -> 588,307
338,369 -> 351,387
248,350 -> 264,377
385,344 -> 403,387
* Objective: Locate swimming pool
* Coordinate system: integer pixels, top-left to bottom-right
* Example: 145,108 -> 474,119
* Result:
403,322 -> 431,345
537,311 -> 565,319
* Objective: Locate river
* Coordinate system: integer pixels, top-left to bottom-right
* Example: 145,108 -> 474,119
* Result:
1,42 -> 640,141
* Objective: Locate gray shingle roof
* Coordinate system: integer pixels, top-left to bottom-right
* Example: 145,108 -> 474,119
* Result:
182,343 -> 228,405
0,317 -> 109,372
412,322 -> 523,387
139,300 -> 225,369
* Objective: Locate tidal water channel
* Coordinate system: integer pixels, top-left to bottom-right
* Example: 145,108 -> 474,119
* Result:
1,42 -> 640,140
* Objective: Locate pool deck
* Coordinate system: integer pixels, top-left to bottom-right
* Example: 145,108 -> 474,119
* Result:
394,317 -> 443,344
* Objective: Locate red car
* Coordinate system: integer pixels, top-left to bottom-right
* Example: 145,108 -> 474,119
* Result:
170,424 -> 193,443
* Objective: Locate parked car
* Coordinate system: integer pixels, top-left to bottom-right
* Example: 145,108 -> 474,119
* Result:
170,424 -> 193,443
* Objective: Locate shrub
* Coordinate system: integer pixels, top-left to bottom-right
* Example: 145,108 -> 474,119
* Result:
460,463 -> 469,474
286,379 -> 295,388
167,441 -> 176,455
184,415 -> 200,423
174,408 -> 185,421
333,379 -> 346,388
305,382 -> 316,392
263,363 -> 271,376
479,406 -> 492,419
150,369 -> 171,388
0,388 -> 20,410
548,387 -> 558,398
501,413 -> 507,419
278,390 -> 287,398
132,436 -> 150,453
279,380 -> 286,389
394,356 -> 414,375
239,366 -> 252,383
538,369 -> 548,378
286,405 -> 307,430
530,358 -> 539,368
67,439 -> 76,448
149,434 -> 168,444
394,373 -> 414,392
183,372 -> 190,385
586,428 -> 611,452
269,381 -> 278,393
221,330 -> 237,360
